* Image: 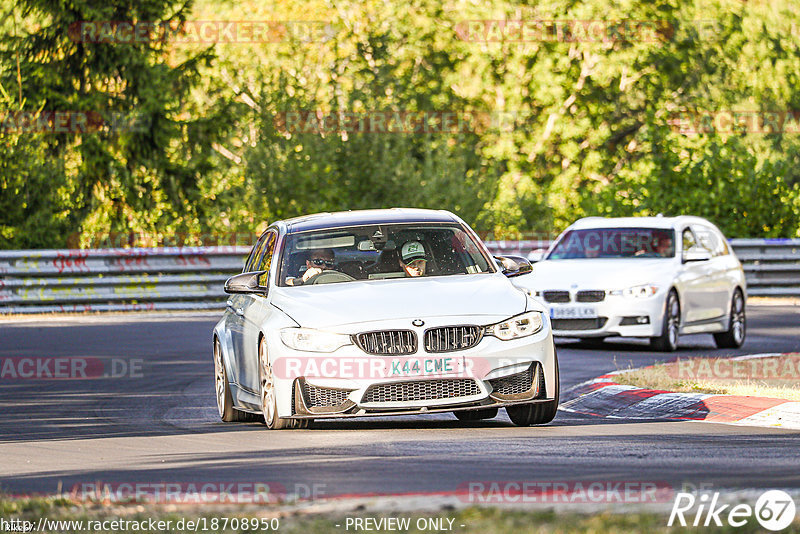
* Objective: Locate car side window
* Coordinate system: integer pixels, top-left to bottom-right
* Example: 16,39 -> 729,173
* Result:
706,225 -> 730,256
681,228 -> 697,253
719,233 -> 730,255
254,231 -> 277,286
244,232 -> 269,272
692,225 -> 722,256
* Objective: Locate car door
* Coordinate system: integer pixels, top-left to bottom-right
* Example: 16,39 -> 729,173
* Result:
677,226 -> 716,323
692,224 -> 729,320
676,227 -> 704,323
228,231 -> 270,388
237,230 -> 279,395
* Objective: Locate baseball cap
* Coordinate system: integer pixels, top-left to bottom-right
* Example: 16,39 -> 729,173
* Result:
401,241 -> 426,262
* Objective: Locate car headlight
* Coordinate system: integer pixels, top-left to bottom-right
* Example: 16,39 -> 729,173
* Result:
610,284 -> 659,298
279,328 -> 352,352
485,311 -> 544,340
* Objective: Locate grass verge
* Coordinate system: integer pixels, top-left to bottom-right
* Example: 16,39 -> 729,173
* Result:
614,354 -> 800,400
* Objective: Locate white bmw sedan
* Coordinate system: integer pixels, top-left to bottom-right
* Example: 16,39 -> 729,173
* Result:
513,216 -> 746,351
213,209 -> 559,429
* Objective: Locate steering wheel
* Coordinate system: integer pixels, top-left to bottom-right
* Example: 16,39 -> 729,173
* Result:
306,271 -> 355,285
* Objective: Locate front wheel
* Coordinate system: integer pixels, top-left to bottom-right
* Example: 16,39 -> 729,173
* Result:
506,352 -> 560,426
214,338 -> 256,422
259,337 -> 309,429
650,290 -> 680,352
714,289 -> 746,348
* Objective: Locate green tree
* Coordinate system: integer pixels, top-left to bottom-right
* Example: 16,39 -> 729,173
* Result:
0,0 -> 233,248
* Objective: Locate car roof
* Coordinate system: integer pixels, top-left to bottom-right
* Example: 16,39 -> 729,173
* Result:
277,208 -> 459,233
568,215 -> 719,231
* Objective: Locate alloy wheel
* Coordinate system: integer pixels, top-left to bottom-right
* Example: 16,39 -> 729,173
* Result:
213,340 -> 226,419
732,291 -> 745,345
666,293 -> 680,349
259,338 -> 276,426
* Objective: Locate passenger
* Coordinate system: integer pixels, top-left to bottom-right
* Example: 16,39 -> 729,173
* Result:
655,236 -> 674,258
399,241 -> 428,277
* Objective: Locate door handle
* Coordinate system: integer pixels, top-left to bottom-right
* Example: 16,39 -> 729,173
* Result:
234,307 -> 245,316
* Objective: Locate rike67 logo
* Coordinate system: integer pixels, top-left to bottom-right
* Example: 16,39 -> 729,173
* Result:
669,490 -> 796,531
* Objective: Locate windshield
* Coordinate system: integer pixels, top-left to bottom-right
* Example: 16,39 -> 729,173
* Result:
547,227 -> 676,260
278,223 -> 493,286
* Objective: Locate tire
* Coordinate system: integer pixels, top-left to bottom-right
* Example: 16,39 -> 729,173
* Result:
258,336 -> 308,429
214,338 -> 256,422
650,290 -> 680,352
714,289 -> 746,348
506,351 -> 560,426
454,408 -> 498,421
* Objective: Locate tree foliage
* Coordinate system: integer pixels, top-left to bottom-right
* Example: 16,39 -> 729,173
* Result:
1,0 -> 799,248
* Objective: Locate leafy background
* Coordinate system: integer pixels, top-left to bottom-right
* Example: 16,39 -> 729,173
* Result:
2,0 -> 799,248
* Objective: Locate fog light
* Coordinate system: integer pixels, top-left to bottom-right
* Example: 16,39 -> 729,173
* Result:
620,316 -> 650,326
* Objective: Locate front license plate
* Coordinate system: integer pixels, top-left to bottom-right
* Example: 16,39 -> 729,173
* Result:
550,306 -> 598,319
389,357 -> 459,377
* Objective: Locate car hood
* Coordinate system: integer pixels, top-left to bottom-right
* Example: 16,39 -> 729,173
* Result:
270,274 -> 528,329
515,258 -> 678,290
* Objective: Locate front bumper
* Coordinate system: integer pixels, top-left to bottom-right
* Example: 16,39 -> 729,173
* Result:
267,315 -> 557,418
289,398 -> 557,420
542,293 -> 666,338
291,361 -> 548,418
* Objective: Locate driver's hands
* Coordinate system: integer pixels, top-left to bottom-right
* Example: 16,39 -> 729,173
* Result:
302,267 -> 323,282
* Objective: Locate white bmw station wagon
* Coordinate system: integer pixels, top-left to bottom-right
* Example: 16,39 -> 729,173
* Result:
213,209 -> 559,429
513,216 -> 747,351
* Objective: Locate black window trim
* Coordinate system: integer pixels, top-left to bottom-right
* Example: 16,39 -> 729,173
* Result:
243,231 -> 268,273
681,226 -> 698,254
252,229 -> 278,279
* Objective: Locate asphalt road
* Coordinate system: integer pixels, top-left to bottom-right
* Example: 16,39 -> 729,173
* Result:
1,305 -> 799,502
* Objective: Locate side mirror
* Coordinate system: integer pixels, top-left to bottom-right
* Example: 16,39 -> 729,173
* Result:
224,271 -> 268,294
494,255 -> 533,277
527,249 -> 546,263
682,249 -> 712,263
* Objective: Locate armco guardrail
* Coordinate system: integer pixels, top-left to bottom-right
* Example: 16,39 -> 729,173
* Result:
728,238 -> 800,297
0,247 -> 250,314
0,238 -> 797,314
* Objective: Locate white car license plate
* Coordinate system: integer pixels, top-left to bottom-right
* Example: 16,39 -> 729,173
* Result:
550,306 -> 598,319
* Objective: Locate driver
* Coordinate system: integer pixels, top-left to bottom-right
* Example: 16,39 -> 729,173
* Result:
399,241 -> 428,277
287,248 -> 335,285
